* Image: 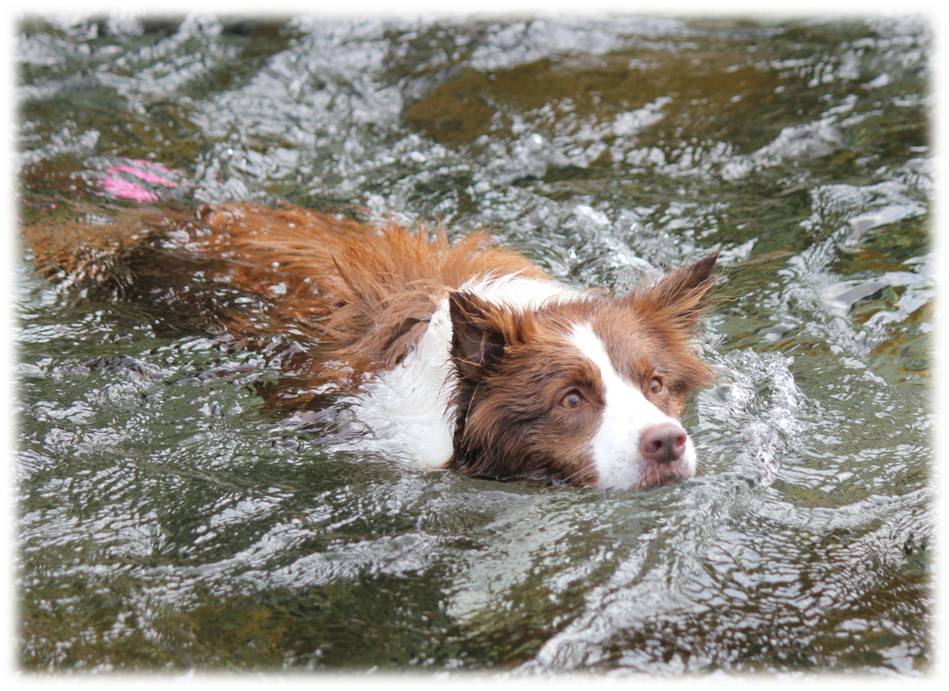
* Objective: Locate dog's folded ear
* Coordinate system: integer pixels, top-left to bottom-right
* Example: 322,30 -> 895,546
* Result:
626,252 -> 718,331
448,291 -> 529,381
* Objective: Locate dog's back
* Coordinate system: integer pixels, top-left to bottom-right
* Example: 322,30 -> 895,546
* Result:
25,202 -> 543,401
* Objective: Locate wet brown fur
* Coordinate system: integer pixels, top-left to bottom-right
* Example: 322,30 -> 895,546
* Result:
24,202 -> 716,487
25,202 -> 546,407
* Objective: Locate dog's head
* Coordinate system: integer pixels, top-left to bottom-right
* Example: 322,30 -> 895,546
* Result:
446,254 -> 717,490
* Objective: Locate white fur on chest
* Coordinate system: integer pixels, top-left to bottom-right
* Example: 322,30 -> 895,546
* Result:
344,274 -> 584,467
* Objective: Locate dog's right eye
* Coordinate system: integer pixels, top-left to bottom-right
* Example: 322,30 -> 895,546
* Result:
560,389 -> 585,409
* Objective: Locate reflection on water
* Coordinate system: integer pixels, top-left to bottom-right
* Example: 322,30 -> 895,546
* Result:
16,15 -> 931,672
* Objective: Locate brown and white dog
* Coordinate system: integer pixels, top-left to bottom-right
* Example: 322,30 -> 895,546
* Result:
26,202 -> 717,491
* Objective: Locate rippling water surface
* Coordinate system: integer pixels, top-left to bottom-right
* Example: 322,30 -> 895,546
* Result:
16,15 -> 932,673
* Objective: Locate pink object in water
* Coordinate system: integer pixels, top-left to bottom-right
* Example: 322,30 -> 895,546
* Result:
102,175 -> 159,203
101,158 -> 178,203
112,161 -> 177,188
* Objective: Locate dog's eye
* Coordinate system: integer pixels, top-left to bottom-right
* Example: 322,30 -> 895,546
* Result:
649,376 -> 664,394
560,389 -> 585,409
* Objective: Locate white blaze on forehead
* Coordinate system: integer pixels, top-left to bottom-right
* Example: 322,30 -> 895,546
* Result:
567,322 -> 694,490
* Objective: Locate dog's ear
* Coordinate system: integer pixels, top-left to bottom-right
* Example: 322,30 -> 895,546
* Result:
627,252 -> 718,331
448,291 -> 527,381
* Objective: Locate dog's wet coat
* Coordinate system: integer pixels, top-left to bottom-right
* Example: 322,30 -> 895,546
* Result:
25,202 -> 717,490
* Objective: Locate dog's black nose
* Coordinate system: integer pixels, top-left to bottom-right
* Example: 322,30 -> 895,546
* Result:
640,423 -> 687,464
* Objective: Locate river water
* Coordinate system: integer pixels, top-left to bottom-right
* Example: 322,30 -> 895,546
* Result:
15,15 -> 932,673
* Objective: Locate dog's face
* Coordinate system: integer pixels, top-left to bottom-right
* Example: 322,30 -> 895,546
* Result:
447,254 -> 717,490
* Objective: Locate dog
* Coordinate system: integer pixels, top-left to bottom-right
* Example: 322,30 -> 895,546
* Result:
25,202 -> 717,491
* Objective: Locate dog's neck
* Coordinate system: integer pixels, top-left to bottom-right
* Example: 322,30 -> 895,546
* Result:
343,274 -> 586,468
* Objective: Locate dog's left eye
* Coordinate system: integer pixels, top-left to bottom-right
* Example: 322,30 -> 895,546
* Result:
649,376 -> 664,394
560,389 -> 585,409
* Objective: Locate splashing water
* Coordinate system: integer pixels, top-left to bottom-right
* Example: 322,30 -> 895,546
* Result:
16,16 -> 931,673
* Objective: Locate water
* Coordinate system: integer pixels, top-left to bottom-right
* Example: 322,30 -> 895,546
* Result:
15,15 -> 932,673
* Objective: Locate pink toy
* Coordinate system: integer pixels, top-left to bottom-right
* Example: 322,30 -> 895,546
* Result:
101,159 -> 177,202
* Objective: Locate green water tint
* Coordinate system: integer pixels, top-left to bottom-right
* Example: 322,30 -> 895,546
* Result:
16,16 -> 931,672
